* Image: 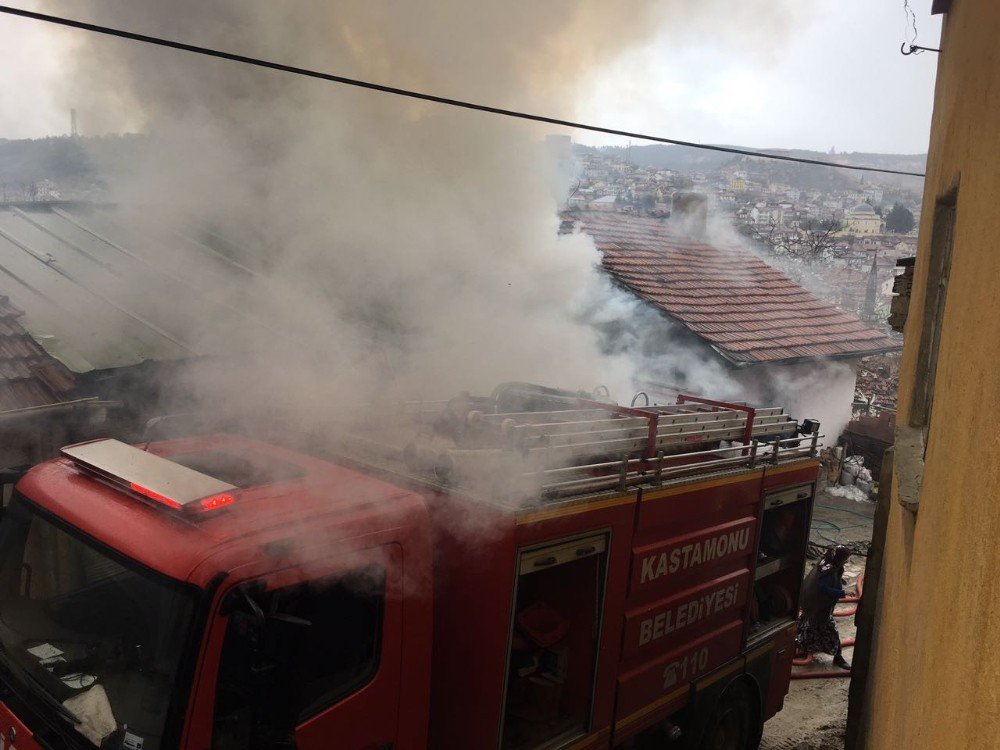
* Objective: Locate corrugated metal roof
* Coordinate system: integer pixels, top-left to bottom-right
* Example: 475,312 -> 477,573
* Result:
0,294 -> 76,410
0,204 -> 263,372
576,213 -> 901,366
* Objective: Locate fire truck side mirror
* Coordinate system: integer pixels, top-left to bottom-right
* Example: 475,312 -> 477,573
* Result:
220,584 -> 269,680
221,582 -> 264,615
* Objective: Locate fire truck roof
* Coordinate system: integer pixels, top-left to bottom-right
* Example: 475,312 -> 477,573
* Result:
16,389 -> 819,588
16,433 -> 426,587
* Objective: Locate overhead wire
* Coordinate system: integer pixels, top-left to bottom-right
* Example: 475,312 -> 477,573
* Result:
900,0 -> 940,55
903,0 -> 921,51
0,4 -> 926,179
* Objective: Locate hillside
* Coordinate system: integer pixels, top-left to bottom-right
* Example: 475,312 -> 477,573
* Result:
578,143 -> 926,191
0,135 -> 926,202
0,135 -> 148,201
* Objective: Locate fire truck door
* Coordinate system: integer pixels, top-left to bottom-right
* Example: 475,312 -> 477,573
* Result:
209,544 -> 403,750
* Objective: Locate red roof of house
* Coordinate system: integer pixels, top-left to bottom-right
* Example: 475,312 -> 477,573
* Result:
0,296 -> 76,410
577,213 -> 901,365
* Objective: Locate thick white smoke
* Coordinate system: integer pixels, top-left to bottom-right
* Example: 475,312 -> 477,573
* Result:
41,0 -> 811,426
45,0 -> 685,409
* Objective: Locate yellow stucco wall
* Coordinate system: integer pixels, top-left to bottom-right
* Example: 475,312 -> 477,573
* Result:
866,2 -> 1000,748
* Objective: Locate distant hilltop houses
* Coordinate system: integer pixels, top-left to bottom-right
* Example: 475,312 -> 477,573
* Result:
560,143 -> 922,245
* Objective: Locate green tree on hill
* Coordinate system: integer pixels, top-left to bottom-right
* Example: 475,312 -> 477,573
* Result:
885,203 -> 915,233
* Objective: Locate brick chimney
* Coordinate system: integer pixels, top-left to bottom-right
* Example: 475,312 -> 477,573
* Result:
672,192 -> 708,238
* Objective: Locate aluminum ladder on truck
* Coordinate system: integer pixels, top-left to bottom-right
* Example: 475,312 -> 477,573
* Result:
343,393 -> 823,502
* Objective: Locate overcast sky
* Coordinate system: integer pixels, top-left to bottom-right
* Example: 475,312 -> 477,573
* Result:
0,1 -> 942,155
576,0 -> 942,154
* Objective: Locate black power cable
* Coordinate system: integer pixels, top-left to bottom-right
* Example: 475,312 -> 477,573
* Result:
0,4 -> 927,179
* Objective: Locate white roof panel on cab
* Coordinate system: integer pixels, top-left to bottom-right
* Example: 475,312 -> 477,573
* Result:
61,438 -> 236,510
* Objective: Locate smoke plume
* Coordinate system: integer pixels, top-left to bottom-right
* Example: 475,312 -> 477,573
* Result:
43,0 -> 678,410
41,0 -> 823,435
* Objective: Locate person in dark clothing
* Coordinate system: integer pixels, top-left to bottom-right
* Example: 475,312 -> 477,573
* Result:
796,545 -> 852,670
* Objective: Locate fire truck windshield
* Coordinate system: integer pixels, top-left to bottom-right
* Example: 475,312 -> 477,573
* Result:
0,494 -> 196,749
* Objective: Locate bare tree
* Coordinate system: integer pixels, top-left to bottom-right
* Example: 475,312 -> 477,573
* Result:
743,218 -> 792,254
795,218 -> 844,256
745,217 -> 843,258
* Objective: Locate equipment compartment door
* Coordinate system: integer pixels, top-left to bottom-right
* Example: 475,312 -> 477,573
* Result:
501,534 -> 608,750
750,483 -> 814,644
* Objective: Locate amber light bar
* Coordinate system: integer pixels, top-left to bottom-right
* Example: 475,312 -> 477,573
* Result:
61,439 -> 238,515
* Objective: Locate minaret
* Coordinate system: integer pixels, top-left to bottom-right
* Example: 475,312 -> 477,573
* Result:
861,253 -> 879,321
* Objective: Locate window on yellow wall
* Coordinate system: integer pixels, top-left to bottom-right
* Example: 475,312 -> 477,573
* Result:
911,183 -> 958,456
894,180 -> 958,513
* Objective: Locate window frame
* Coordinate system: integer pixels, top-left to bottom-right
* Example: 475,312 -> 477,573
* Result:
895,176 -> 959,512
910,182 -> 958,448
278,566 -> 387,722
210,562 -> 388,741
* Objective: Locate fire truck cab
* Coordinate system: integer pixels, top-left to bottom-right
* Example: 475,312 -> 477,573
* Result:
0,388 -> 820,750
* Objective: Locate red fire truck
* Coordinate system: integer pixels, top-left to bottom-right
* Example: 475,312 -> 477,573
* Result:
0,384 -> 820,750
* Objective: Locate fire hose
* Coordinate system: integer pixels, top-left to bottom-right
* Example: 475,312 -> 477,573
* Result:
790,572 -> 865,679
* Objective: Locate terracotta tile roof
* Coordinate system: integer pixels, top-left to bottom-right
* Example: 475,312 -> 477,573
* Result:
576,213 -> 901,365
0,295 -> 76,410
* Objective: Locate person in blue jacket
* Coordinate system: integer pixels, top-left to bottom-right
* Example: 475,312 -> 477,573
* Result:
796,545 -> 852,670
